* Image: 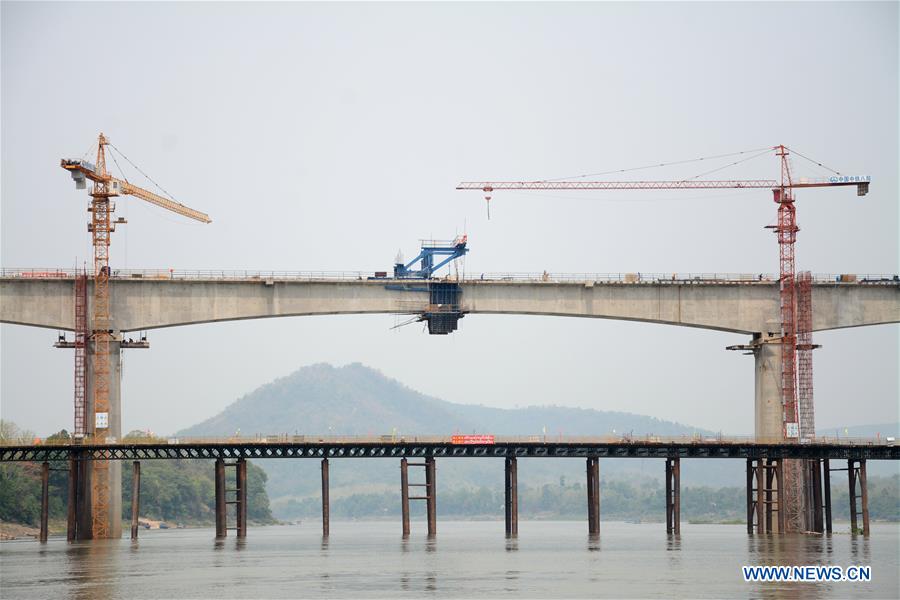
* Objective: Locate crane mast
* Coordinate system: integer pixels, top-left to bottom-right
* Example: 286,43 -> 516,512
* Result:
61,133 -> 211,538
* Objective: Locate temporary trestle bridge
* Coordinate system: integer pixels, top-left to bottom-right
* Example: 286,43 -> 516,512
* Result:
4,436 -> 895,543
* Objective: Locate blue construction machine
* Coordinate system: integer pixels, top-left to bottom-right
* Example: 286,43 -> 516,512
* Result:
372,236 -> 468,335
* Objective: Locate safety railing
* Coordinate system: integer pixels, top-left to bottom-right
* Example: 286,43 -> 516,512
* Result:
4,433 -> 894,447
2,268 -> 897,285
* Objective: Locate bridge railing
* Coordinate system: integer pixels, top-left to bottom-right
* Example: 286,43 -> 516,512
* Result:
2,268 -> 897,285
4,433 -> 893,447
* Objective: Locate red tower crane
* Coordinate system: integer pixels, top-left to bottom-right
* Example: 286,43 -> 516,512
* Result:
458,145 -> 869,531
457,145 -> 869,443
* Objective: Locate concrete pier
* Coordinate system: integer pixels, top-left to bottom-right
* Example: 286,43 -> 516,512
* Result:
130,461 -> 141,539
665,457 -> 680,535
586,457 -> 600,536
321,458 -> 330,537
504,457 -> 518,537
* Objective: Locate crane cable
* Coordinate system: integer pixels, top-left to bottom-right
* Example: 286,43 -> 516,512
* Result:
785,146 -> 843,176
542,146 -> 772,182
681,147 -> 773,181
108,143 -> 180,203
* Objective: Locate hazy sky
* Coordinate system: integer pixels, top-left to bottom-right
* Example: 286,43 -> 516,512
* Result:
2,1 -> 897,437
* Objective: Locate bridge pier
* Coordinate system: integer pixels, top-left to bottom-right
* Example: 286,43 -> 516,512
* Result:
76,338 -> 124,539
504,457 -> 518,537
586,457 -> 600,536
321,458 -> 329,537
848,459 -> 870,536
665,458 -> 680,535
130,461 -> 141,539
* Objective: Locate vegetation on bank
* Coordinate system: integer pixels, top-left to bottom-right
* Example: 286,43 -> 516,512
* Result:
0,421 -> 274,528
274,474 -> 900,523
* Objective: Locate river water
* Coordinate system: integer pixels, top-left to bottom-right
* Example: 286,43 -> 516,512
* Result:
1,521 -> 897,599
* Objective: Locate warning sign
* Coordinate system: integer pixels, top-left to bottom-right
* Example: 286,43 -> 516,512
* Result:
451,435 -> 495,445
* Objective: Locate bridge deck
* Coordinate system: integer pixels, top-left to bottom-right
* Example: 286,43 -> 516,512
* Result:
3,438 -> 897,461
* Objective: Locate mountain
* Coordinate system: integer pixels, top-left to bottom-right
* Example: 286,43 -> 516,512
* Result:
181,362 -> 706,439
178,363 -> 897,519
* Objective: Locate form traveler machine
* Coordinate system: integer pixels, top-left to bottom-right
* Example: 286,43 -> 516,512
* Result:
374,236 -> 468,334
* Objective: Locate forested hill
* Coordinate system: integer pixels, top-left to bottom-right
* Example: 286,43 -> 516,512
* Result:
180,362 -> 704,438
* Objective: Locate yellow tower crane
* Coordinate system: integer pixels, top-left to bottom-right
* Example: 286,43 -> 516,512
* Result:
61,133 -> 211,538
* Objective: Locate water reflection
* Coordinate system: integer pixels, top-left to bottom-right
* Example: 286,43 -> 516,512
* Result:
666,534 -> 681,551
849,534 -> 870,564
66,540 -> 116,600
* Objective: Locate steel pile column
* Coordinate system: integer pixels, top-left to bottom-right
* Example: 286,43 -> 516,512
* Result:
504,457 -> 518,537
400,458 -> 410,537
811,460 -> 824,533
823,458 -> 832,534
756,459 -> 765,533
586,457 -> 600,536
215,458 -> 226,538
665,457 -> 680,535
130,461 -> 141,539
40,462 -> 49,543
775,459 -> 786,533
67,456 -> 78,541
321,458 -> 330,537
425,457 -> 437,537
236,458 -> 248,538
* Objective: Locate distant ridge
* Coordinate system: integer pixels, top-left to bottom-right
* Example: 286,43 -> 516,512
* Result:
178,363 -> 898,516
179,362 -> 707,439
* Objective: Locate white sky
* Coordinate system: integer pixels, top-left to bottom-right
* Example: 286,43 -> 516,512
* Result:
1,1 -> 897,437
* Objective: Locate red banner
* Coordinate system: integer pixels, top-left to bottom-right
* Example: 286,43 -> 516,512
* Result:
451,435 -> 495,445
